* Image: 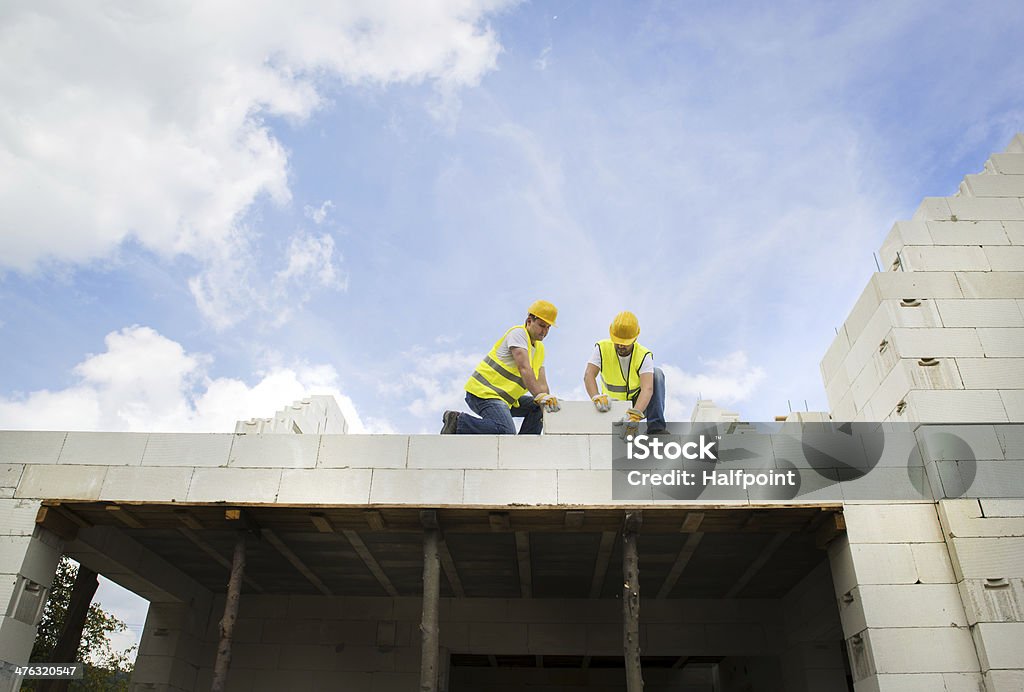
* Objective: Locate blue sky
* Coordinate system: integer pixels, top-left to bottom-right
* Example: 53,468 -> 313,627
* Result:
2,0 -> 1023,658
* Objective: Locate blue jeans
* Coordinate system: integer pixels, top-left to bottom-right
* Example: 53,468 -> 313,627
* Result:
457,393 -> 544,435
635,367 -> 667,432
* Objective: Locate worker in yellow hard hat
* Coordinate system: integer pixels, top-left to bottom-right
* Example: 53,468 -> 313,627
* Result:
441,300 -> 561,435
584,311 -> 667,433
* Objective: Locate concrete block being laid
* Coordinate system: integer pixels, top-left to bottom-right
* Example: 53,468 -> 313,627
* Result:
541,401 -> 631,434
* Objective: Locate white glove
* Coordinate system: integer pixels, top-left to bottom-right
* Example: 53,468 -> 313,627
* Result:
592,394 -> 610,413
535,393 -> 561,413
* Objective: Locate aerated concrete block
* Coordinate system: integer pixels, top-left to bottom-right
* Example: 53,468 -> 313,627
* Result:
957,578 -> 1024,625
368,469 -> 463,505
981,498 -> 1024,517
913,197 -> 953,221
936,299 -> 1024,328
963,174 -> 1024,197
1006,221 -> 1024,244
141,433 -> 232,467
890,328 -> 984,358
972,622 -> 1024,670
557,470 -> 622,504
927,220 -> 1010,245
955,272 -> 1024,299
839,584 -> 967,634
984,246 -> 1024,271
276,469 -> 372,504
100,466 -> 193,502
947,197 -> 1024,221
878,220 -> 932,270
899,246 -> 991,272
920,426 -> 1004,462
843,504 -> 943,544
0,432 -> 66,465
864,626 -> 980,674
541,401 -> 630,435
986,669 -> 1024,692
821,327 -> 851,385
228,433 -> 319,468
407,434 -> 497,469
990,153 -> 1024,174
464,469 -> 557,504
185,468 -> 282,503
977,328 -> 1024,357
497,434 -> 589,469
947,537 -> 1024,580
910,543 -> 957,584
899,390 -> 1008,423
317,435 -> 408,469
1001,390 -> 1024,421
16,464 -> 106,500
938,498 -> 1024,538
0,500 -> 41,537
58,432 -> 148,466
956,359 -> 1024,390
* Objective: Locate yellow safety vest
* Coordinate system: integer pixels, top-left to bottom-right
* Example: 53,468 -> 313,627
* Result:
465,326 -> 545,407
597,339 -> 652,401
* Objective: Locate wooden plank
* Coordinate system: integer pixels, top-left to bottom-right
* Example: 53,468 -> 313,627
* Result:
105,505 -> 144,529
724,532 -> 792,598
656,532 -> 704,599
364,509 -> 386,531
262,529 -> 333,596
515,531 -> 532,598
438,538 -> 465,598
177,528 -> 264,593
211,533 -> 246,692
564,510 -> 585,529
35,506 -> 80,541
589,532 -> 616,599
420,528 -> 441,692
672,655 -> 690,670
41,564 -> 98,692
680,512 -> 704,533
622,511 -> 643,692
489,512 -> 511,531
815,512 -> 846,549
174,508 -> 204,530
309,512 -> 334,533
341,529 -> 400,597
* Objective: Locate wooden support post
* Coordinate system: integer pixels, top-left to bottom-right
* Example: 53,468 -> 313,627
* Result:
622,511 -> 644,692
41,563 -> 98,692
211,532 -> 246,692
419,526 -> 441,692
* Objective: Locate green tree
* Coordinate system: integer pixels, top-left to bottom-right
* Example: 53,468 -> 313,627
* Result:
26,557 -> 136,691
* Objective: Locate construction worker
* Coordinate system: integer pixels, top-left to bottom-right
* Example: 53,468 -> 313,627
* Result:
584,311 -> 667,433
441,300 -> 562,435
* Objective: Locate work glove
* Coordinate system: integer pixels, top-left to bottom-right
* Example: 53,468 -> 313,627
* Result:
617,407 -> 643,439
625,407 -> 644,422
535,393 -> 561,413
592,394 -> 610,412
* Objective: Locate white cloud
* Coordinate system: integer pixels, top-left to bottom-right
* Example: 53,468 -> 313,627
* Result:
380,346 -> 479,420
303,200 -> 335,225
0,325 -> 384,433
661,351 -> 767,421
0,1 -> 514,321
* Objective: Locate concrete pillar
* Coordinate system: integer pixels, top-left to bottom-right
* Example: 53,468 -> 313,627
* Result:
828,503 -> 984,691
0,499 -> 64,692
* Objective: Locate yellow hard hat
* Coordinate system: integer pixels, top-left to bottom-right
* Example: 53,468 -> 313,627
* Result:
528,300 -> 558,326
609,311 -> 640,345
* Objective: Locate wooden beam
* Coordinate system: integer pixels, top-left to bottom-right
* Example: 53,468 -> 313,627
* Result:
262,529 -> 333,596
815,512 -> 846,549
724,532 -> 791,598
489,512 -> 510,531
35,506 -> 80,541
309,512 -> 334,533
656,532 -> 704,599
211,532 -> 246,692
515,531 -> 532,598
364,509 -> 386,531
589,532 -> 616,599
672,656 -> 690,670
105,505 -> 144,529
41,564 -> 98,692
438,537 -> 466,598
420,526 -> 441,692
622,511 -> 643,692
177,528 -> 264,593
564,510 -> 585,530
680,511 -> 705,533
173,508 -> 203,530
342,529 -> 400,597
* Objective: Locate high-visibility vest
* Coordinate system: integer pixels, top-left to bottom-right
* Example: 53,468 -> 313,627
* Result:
597,339 -> 652,401
465,326 -> 545,407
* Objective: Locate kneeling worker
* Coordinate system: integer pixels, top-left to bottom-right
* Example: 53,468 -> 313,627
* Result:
584,311 -> 667,433
441,300 -> 561,435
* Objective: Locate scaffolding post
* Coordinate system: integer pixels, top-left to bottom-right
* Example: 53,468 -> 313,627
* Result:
420,510 -> 441,692
623,511 -> 644,691
211,532 -> 246,692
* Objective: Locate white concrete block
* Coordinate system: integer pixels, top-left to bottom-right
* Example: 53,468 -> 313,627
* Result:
940,499 -> 1024,539
843,504 -> 943,544
407,434 -> 497,469
956,359 -> 1024,390
0,432 -> 66,465
989,153 -> 1024,174
986,669 -> 1024,692
1005,221 -> 1024,244
0,616 -> 38,663
913,197 -> 953,221
873,359 -> 964,421
141,433 -> 232,467
843,307 -> 895,385
876,271 -> 965,301
318,435 -> 408,469
984,246 -> 1024,271
464,469 -> 557,504
557,470 -> 624,504
867,626 -> 980,674
185,468 -> 282,503
910,543 -> 957,584
920,426 -> 1005,462
277,469 -> 372,504
955,272 -> 1024,299
497,434 -> 589,469
0,464 -> 23,490
228,433 -> 319,468
58,432 -> 147,466
963,173 -> 1024,197
947,537 -> 1024,580
899,246 -> 990,272
840,584 -> 967,633
541,400 -> 631,434
1000,390 -> 1024,421
821,327 -> 851,384
947,197 -> 1024,221
978,328 -> 1024,357
879,221 -> 932,270
972,622 -> 1024,670
926,220 -> 1010,246
1007,135 -> 1024,154
0,500 -> 39,537
368,469 -> 463,505
981,498 -> 1024,517
898,390 -> 1008,423
850,360 -> 883,414
16,464 -> 107,500
0,537 -> 32,574
937,299 -> 1024,328
826,366 -> 852,412
100,466 -> 193,502
587,435 -> 613,470
957,578 -> 1024,625
890,328 -> 984,358
830,390 -> 857,421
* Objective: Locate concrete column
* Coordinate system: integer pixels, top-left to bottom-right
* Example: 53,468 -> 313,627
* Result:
0,499 -> 64,692
829,503 -> 983,691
